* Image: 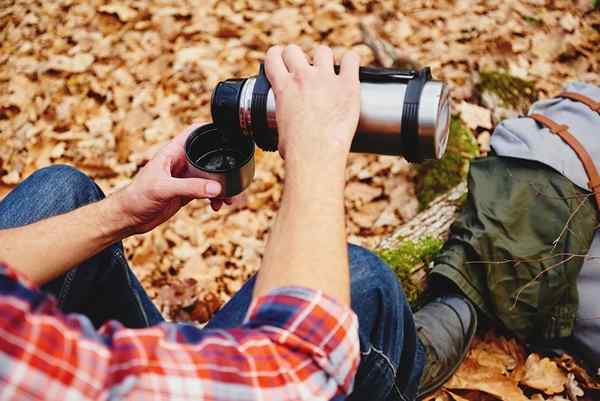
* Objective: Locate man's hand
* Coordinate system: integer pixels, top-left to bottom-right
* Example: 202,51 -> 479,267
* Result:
254,45 -> 360,305
265,45 -> 360,172
113,124 -> 230,235
0,124 -> 234,285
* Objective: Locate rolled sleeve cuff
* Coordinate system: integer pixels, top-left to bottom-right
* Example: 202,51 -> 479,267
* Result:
243,286 -> 360,394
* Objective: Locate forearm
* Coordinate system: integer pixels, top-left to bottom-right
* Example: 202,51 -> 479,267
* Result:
254,163 -> 350,305
0,195 -> 131,285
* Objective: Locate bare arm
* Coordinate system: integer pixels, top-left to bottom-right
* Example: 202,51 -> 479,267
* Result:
0,125 -> 226,285
253,45 -> 361,305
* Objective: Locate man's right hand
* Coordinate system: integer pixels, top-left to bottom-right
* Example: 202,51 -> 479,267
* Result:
265,45 -> 361,176
254,45 -> 360,306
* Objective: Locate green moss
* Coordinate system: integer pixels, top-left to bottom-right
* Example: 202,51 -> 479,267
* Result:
477,70 -> 537,111
415,116 -> 478,209
377,236 -> 444,304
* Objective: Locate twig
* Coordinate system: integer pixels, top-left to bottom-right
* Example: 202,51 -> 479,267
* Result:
359,21 -> 419,69
552,194 -> 591,252
510,254 -> 578,310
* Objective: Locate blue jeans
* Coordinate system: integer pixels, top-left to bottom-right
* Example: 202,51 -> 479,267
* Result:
0,165 -> 424,401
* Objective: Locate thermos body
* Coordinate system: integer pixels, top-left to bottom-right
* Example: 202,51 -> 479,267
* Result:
212,66 -> 451,162
258,80 -> 449,158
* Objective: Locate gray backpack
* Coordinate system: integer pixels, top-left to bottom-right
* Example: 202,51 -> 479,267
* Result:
492,82 -> 600,370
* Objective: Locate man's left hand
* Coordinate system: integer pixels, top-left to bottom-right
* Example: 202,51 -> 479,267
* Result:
114,124 -> 232,235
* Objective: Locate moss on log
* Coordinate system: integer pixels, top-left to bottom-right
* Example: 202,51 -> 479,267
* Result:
376,236 -> 443,304
377,183 -> 468,303
415,117 -> 478,210
477,70 -> 537,111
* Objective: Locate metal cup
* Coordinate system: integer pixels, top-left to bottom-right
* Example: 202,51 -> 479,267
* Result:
184,123 -> 255,197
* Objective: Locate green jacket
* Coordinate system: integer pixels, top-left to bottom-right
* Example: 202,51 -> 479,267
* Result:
431,155 -> 596,341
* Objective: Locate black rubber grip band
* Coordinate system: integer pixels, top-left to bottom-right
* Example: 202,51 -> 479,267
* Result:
251,64 -> 278,151
401,67 -> 431,162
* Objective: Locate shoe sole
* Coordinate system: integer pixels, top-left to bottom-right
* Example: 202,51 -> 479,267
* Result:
416,299 -> 478,400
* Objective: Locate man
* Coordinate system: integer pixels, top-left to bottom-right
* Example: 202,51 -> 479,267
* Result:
0,45 -> 474,401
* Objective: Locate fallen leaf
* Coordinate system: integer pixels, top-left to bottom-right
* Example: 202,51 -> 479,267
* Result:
1,171 -> 20,185
521,354 -> 567,395
99,3 -> 138,22
445,358 -> 529,401
559,14 -> 579,32
477,131 -> 491,154
346,181 -> 383,204
446,390 -> 471,401
565,373 -> 584,399
457,101 -> 492,130
45,54 -> 94,73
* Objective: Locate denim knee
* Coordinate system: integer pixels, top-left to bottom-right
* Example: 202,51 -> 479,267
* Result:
348,243 -> 406,304
1,165 -> 106,228
347,243 -> 410,340
29,165 -> 104,205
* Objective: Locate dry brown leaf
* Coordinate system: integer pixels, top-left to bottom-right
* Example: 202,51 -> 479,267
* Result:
566,373 -> 584,400
346,181 -> 383,204
45,54 -> 95,73
521,354 -> 568,395
99,3 -> 138,21
445,357 -> 529,401
477,131 -> 491,155
559,14 -> 579,33
457,102 -> 492,130
446,390 -> 471,401
555,354 -> 600,390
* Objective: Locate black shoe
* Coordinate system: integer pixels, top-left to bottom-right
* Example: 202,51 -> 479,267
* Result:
415,295 -> 478,400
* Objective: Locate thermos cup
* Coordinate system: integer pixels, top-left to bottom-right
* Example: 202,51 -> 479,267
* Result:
211,66 -> 451,162
184,123 -> 255,198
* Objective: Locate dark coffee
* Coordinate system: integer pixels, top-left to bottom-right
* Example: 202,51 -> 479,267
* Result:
196,149 -> 242,171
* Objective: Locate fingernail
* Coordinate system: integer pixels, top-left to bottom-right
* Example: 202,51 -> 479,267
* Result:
206,182 -> 221,196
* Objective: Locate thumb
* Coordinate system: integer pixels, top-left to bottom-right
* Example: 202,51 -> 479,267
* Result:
163,177 -> 222,199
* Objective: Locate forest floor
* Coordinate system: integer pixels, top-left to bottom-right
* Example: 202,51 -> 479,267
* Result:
1,1 -> 600,400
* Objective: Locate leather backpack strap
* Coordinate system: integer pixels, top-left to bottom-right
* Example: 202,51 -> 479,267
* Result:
529,113 -> 600,211
559,91 -> 600,113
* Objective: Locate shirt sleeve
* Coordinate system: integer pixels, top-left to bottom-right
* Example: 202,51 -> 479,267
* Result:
0,264 -> 359,401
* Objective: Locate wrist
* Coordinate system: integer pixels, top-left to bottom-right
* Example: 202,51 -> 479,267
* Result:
96,192 -> 137,243
284,163 -> 346,207
285,154 -> 347,182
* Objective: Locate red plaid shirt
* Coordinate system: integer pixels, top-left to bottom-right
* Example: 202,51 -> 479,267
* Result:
0,265 -> 359,400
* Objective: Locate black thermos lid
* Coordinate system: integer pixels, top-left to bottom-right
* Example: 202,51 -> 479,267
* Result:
211,79 -> 244,140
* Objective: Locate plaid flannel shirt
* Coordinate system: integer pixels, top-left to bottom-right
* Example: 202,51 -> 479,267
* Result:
0,264 -> 359,400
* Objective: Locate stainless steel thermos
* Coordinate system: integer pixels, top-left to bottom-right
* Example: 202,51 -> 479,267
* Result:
211,66 -> 451,162
185,65 -> 451,197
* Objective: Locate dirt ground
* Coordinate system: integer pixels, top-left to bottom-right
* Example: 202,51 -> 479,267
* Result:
1,1 -> 599,400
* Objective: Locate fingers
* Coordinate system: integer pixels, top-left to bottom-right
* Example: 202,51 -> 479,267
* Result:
313,45 -> 334,73
339,51 -> 360,82
164,177 -> 222,200
265,46 -> 289,89
160,122 -> 208,176
282,44 -> 310,74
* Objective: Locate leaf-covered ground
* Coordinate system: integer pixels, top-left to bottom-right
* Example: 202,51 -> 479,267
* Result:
1,1 -> 599,400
